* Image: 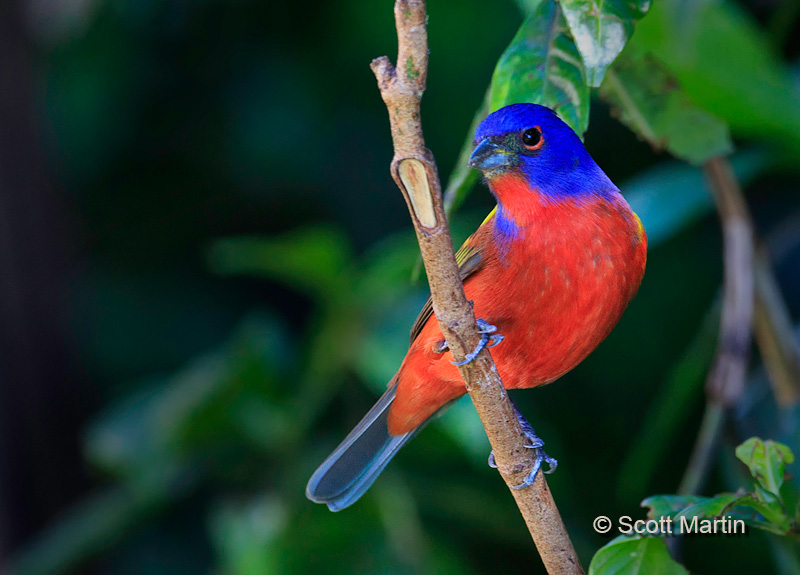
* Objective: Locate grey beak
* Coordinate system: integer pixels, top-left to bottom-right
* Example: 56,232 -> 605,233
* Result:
468,139 -> 514,172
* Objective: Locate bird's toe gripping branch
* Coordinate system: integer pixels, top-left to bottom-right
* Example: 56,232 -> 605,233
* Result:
450,318 -> 504,366
488,403 -> 557,490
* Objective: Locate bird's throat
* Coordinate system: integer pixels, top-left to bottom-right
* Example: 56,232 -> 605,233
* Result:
488,172 -> 547,226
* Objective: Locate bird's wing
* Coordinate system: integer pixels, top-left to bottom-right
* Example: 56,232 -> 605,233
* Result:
408,207 -> 496,344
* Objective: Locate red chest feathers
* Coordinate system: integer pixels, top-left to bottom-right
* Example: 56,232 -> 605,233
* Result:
388,193 -> 646,435
469,198 -> 647,388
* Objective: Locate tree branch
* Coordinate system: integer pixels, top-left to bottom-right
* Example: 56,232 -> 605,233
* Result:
753,243 -> 800,406
704,157 -> 755,409
370,1 -> 583,573
678,156 -> 755,497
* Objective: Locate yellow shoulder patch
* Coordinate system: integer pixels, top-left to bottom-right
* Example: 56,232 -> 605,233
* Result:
455,207 -> 496,266
631,211 -> 646,243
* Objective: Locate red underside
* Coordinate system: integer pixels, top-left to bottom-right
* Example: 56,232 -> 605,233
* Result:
387,174 -> 647,435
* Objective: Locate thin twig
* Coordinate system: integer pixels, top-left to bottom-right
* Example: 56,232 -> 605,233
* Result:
370,2 -> 583,573
752,243 -> 800,406
704,157 -> 755,410
678,157 -> 755,497
669,156 -> 755,559
677,403 -> 725,495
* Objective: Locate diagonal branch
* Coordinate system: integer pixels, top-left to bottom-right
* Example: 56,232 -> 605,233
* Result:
370,1 -> 583,573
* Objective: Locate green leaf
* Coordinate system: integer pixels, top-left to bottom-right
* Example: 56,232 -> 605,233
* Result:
645,492 -> 793,536
672,493 -> 745,523
633,0 -> 800,154
642,467 -> 796,537
599,42 -> 732,165
672,505 -> 779,537
560,0 -> 651,87
490,0 -> 590,136
734,494 -> 795,535
589,536 -> 688,575
635,440 -> 798,545
736,437 -> 795,499
642,495 -> 705,519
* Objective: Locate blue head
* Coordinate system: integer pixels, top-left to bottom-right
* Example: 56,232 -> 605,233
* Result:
469,103 -> 615,201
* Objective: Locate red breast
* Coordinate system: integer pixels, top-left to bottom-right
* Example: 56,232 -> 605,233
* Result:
387,175 -> 647,436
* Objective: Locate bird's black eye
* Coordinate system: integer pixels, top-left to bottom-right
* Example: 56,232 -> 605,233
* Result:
521,126 -> 543,149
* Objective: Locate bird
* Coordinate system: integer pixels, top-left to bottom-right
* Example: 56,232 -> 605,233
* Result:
306,103 -> 647,511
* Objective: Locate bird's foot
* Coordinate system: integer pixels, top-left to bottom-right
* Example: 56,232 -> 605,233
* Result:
487,405 -> 557,490
449,318 -> 504,366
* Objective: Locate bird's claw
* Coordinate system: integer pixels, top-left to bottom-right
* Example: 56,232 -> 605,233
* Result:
508,444 -> 557,490
487,402 -> 557,489
450,319 -> 503,366
487,443 -> 557,488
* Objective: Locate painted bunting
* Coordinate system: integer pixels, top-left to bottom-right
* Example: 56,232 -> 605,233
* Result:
306,103 -> 647,511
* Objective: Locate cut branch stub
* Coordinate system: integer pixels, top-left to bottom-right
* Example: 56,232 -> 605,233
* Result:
398,158 -> 437,228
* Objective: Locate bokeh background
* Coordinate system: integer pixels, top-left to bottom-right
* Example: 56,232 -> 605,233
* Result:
2,0 -> 800,573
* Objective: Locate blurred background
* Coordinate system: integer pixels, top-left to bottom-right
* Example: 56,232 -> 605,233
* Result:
2,0 -> 800,573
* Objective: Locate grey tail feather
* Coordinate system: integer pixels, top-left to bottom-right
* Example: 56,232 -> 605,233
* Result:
306,382 -> 423,511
